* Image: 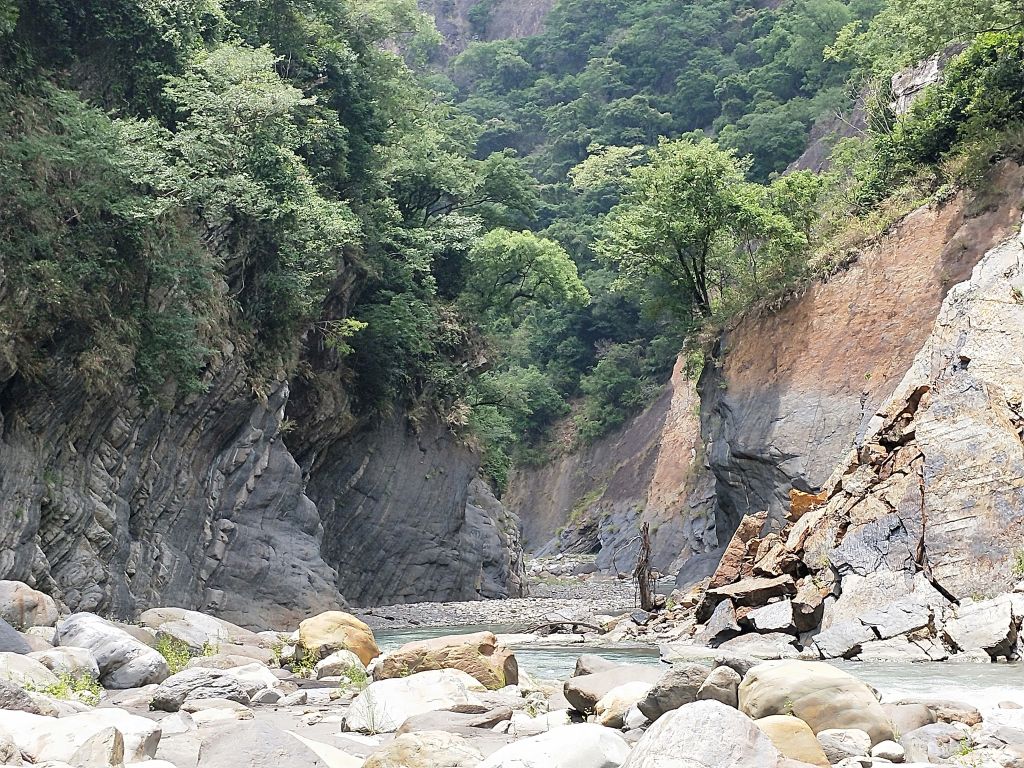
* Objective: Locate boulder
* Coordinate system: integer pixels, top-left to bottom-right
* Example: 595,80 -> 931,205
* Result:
623,700 -> 788,768
871,740 -> 905,761
150,668 -> 251,712
183,697 -> 255,725
186,653 -> 266,671
363,731 -> 483,768
696,665 -> 741,707
396,707 -> 514,735
717,632 -> 799,660
28,647 -> 100,680
898,699 -> 982,726
859,596 -> 933,639
943,597 -> 1017,658
635,663 -> 711,721
196,721 -> 335,767
756,715 -> 830,766
315,649 -> 364,680
700,599 -> 741,645
284,731 -> 363,768
0,732 -> 21,766
709,514 -> 766,590
856,636 -> 946,662
54,613 -> 169,689
139,608 -> 258,652
218,662 -> 280,697
0,653 -> 58,688
373,631 -> 516,690
699,576 -> 796,622
564,665 -> 663,714
345,669 -> 485,733
595,682 -> 653,729
882,703 -> 935,736
15,632 -> 51,653
792,582 -> 826,633
298,611 -> 380,666
0,679 -> 50,714
0,707 -> 160,763
68,726 -> 123,768
574,655 -> 620,677
0,582 -> 58,629
747,600 -> 797,634
901,722 -> 971,763
816,728 -> 872,763
813,620 -> 877,659
479,723 -> 630,768
0,619 -> 30,655
739,661 -> 897,745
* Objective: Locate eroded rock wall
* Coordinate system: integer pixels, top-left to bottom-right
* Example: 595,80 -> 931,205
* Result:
420,0 -> 556,59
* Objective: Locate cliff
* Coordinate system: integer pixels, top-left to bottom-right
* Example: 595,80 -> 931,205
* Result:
510,164 -> 1024,586
0,347 -> 527,628
419,0 -> 556,58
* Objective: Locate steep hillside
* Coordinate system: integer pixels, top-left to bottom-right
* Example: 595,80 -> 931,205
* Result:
420,0 -> 555,58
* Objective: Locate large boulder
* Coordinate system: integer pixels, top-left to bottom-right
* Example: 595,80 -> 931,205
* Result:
622,700 -> 789,767
738,661 -> 896,745
812,620 -> 877,659
0,653 -> 58,688
150,668 -> 251,712
0,679 -> 50,714
373,631 -> 517,690
564,665 -> 663,714
755,715 -> 829,766
816,728 -> 872,763
28,647 -> 100,681
943,596 -> 1017,658
315,649 -> 364,680
298,611 -> 380,666
901,722 -> 972,763
636,663 -> 711,721
55,613 -> 169,689
196,721 -> 336,768
345,669 -> 485,734
363,731 -> 484,768
696,665 -> 741,707
0,707 -> 160,763
479,723 -> 630,768
139,608 -> 259,652
0,582 -> 58,629
0,619 -> 31,655
596,682 -> 653,729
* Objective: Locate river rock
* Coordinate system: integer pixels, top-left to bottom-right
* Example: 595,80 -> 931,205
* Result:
870,740 -> 905,761
139,608 -> 258,652
813,620 -> 877,659
882,703 -> 936,735
857,636 -> 946,662
0,582 -> 58,629
700,599 -> 741,645
739,661 -> 896,745
54,613 -> 168,688
717,632 -> 800,659
479,723 -> 630,768
0,619 -> 30,655
0,679 -> 49,714
0,708 -> 160,762
0,653 -> 58,688
623,700 -> 788,767
696,665 -> 741,707
29,647 -> 100,680
943,596 -> 1017,658
345,669 -> 485,733
363,730 -> 484,768
186,653 -> 265,671
315,649 -> 364,680
816,728 -> 871,763
574,655 -> 621,677
709,514 -> 766,590
373,631 -> 516,690
68,726 -> 123,768
748,600 -> 797,634
756,715 -> 830,766
298,611 -> 380,666
596,682 -> 653,728
859,595 -> 934,639
699,576 -> 796,622
196,721 -> 335,767
150,668 -> 251,712
565,665 -> 663,714
901,722 -> 971,762
635,662 -> 710,721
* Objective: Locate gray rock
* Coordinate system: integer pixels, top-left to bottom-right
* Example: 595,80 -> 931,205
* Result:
0,583 -> 58,630
563,665 -> 663,714
817,728 -> 872,763
364,730 -> 484,768
883,703 -> 936,736
814,620 -> 876,659
68,726 -> 124,768
857,636 -> 947,662
696,665 -> 741,708
478,723 -> 630,768
196,721 -> 332,767
870,739 -> 905,761
0,679 -> 49,714
0,619 -> 30,655
717,632 -> 799,660
151,668 -> 251,712
747,600 -> 796,634
901,722 -> 971,763
574,655 -> 621,677
623,700 -> 787,767
0,732 -> 21,766
700,599 -> 740,645
636,663 -> 711,721
943,597 -> 1017,658
859,596 -> 933,639
54,613 -> 168,689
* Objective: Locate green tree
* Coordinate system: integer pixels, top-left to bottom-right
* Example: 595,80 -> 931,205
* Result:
461,229 -> 590,320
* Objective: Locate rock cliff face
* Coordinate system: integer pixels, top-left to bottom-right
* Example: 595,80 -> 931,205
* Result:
512,165 -> 1024,584
505,356 -> 718,576
419,0 -> 556,59
0,350 -> 526,628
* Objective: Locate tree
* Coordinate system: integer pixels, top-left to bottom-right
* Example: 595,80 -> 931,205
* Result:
597,137 -> 806,321
461,229 -> 590,320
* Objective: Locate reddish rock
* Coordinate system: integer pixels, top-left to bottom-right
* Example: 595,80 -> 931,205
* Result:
788,490 -> 829,523
709,513 -> 767,590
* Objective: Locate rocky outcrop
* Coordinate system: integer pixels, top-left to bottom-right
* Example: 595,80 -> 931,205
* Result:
700,164 -> 1024,533
420,0 -> 556,59
506,357 -> 717,576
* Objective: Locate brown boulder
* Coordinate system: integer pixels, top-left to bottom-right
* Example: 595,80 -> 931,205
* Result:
709,514 -> 767,590
789,490 -> 829,523
373,632 -> 517,690
298,612 -> 380,667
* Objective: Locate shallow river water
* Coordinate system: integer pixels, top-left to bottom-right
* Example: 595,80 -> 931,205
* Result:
375,625 -> 1024,722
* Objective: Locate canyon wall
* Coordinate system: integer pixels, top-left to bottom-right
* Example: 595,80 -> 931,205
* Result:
419,0 -> 556,59
0,348 -> 526,629
510,165 -> 1024,581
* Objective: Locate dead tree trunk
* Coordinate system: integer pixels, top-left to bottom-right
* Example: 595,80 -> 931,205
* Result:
634,522 -> 656,612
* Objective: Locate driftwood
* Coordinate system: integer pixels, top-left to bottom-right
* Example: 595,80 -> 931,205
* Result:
634,522 -> 656,612
529,621 -> 602,636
